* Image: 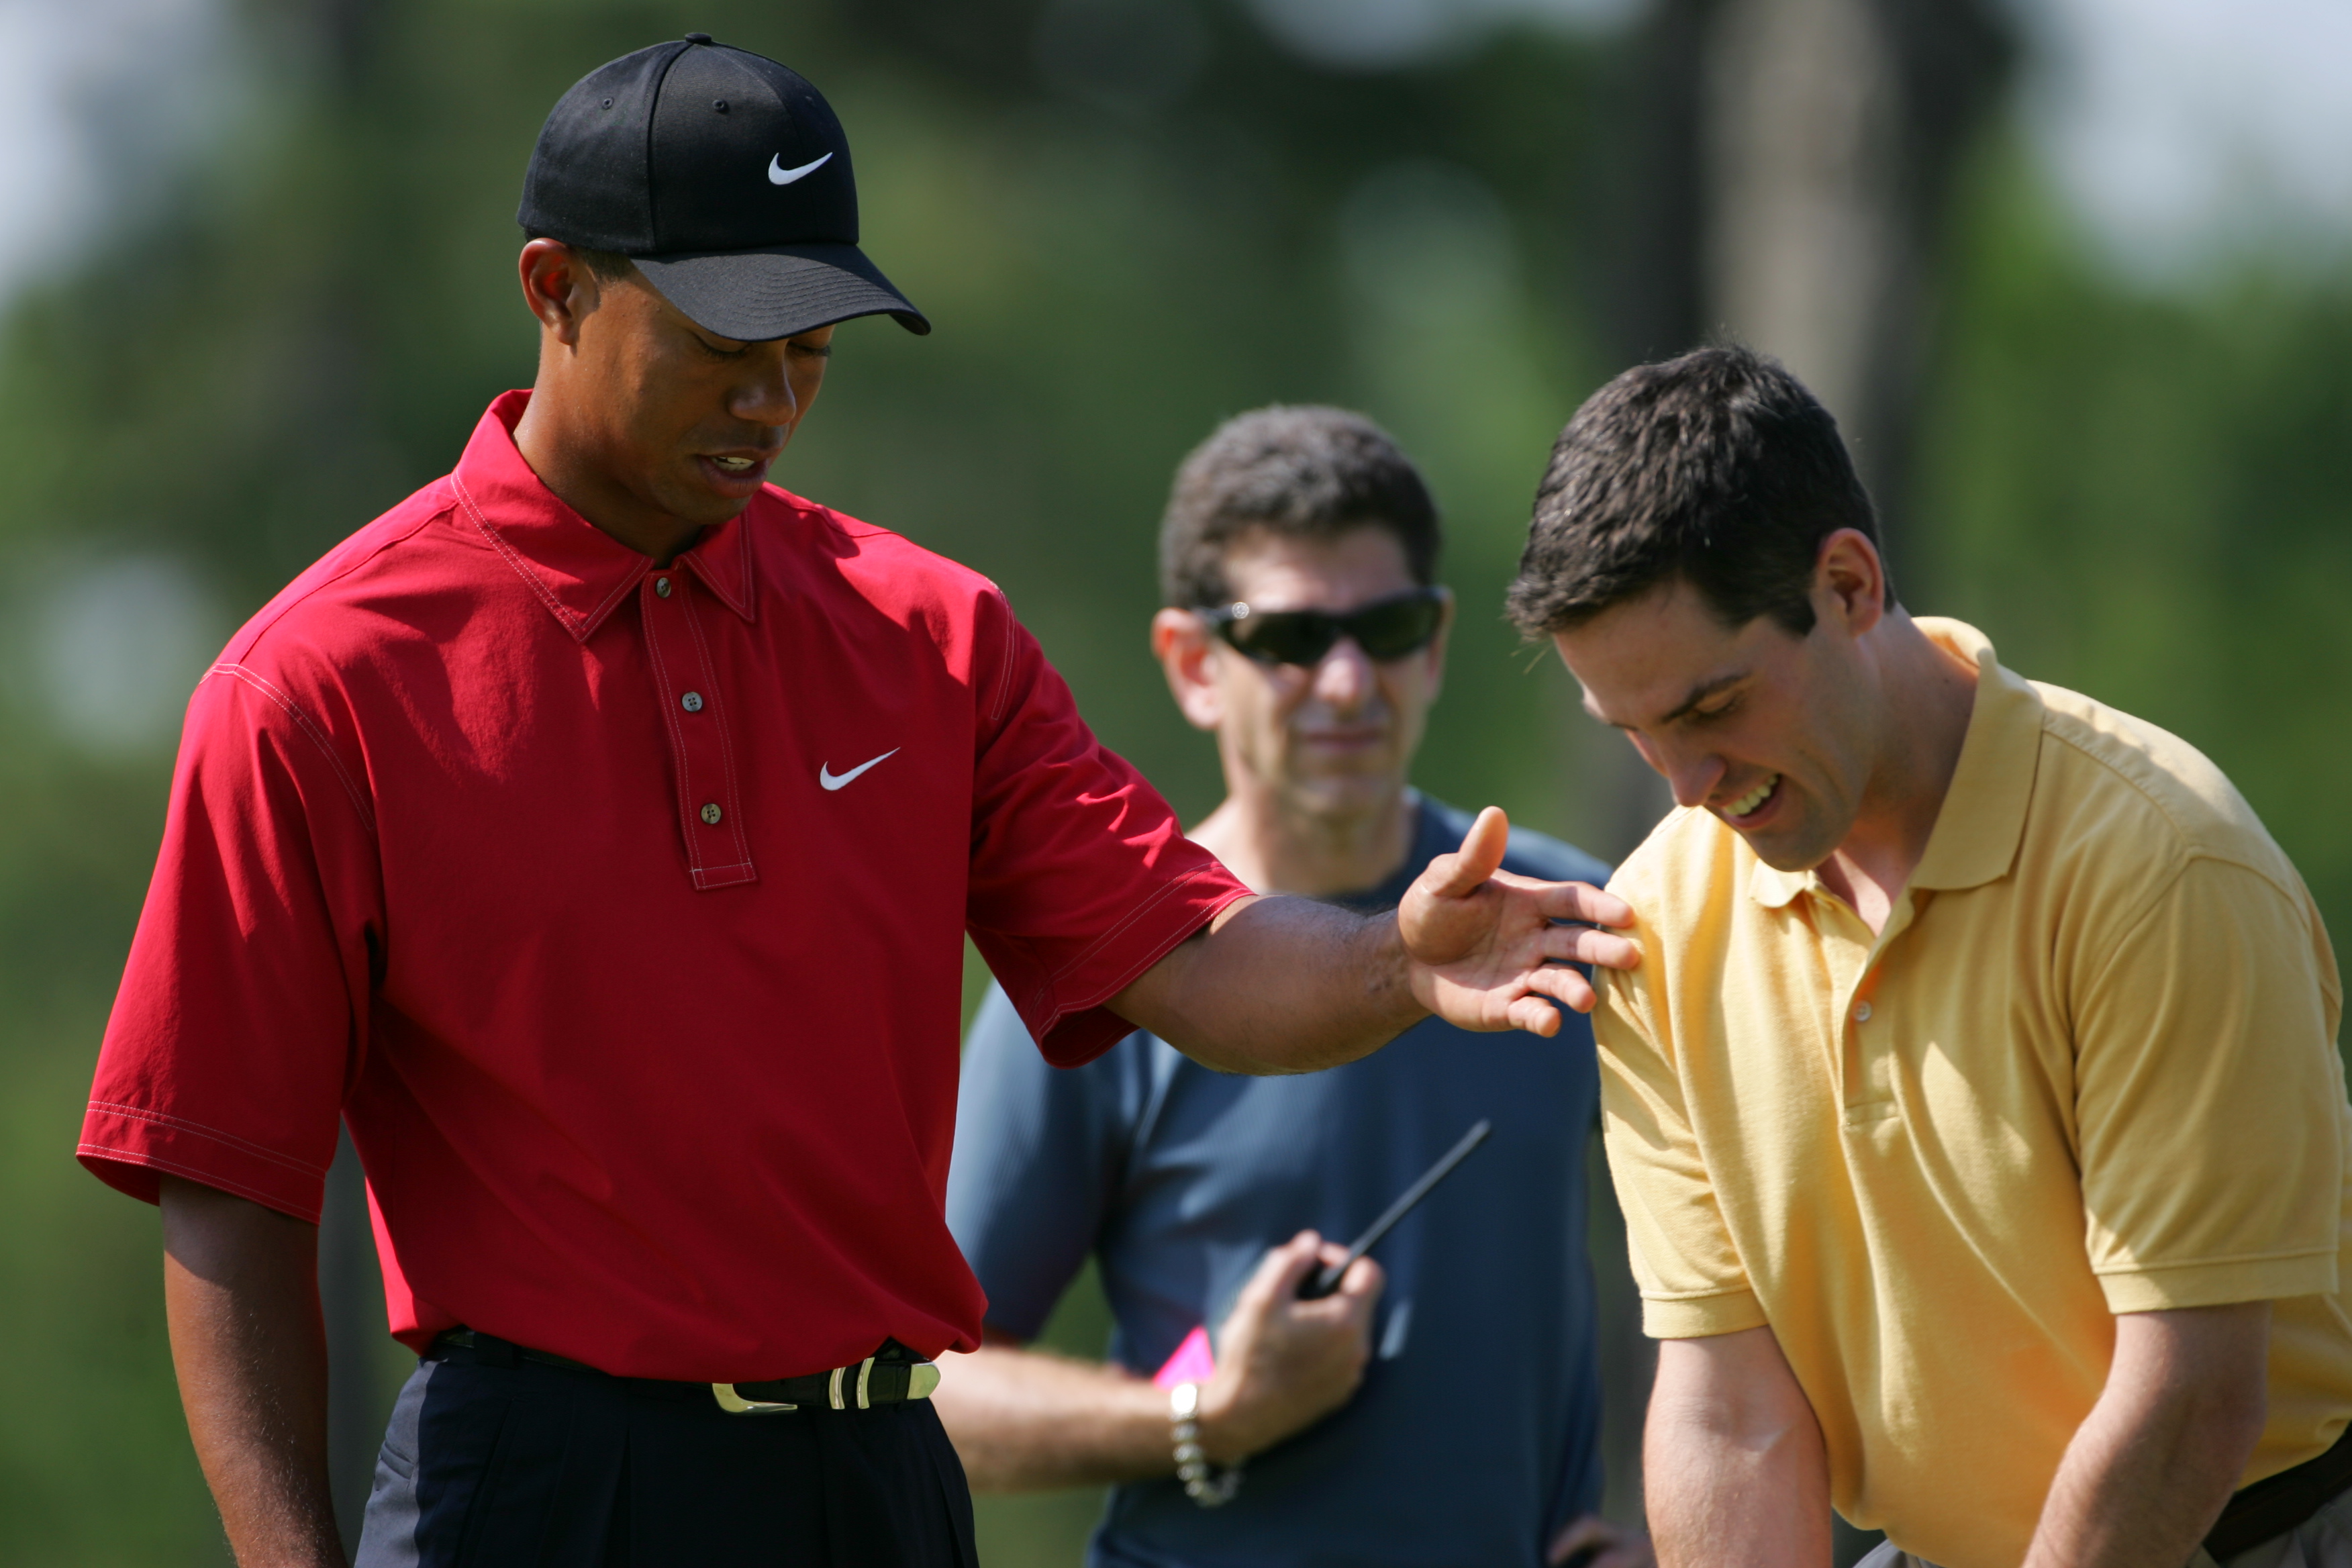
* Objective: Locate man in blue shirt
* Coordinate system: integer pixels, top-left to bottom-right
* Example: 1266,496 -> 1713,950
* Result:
936,407 -> 1651,1568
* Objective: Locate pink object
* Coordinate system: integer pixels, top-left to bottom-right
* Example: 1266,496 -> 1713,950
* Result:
1152,1324 -> 1218,1389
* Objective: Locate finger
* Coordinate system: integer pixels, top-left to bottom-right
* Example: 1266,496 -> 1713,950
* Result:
1246,1231 -> 1324,1302
1493,967 -> 1593,1026
1506,991 -> 1569,1034
1520,878 -> 1632,928
1537,926 -> 1643,971
1335,1255 -> 1384,1306
1522,964 -> 1600,1016
1422,805 -> 1510,899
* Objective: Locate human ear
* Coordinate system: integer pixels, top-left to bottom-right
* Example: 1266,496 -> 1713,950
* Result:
518,239 -> 601,345
1152,608 -> 1225,732
1813,530 -> 1888,637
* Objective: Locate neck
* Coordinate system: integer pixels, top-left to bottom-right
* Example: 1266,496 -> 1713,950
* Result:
512,377 -> 703,566
1817,613 -> 1979,932
1190,781 -> 1417,898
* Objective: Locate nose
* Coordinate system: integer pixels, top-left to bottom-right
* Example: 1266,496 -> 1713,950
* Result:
1311,636 -> 1375,713
1636,733 -> 1724,810
728,345 -> 800,430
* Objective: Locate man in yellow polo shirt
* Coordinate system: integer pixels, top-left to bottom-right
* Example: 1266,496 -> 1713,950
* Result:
1507,346 -> 2350,1568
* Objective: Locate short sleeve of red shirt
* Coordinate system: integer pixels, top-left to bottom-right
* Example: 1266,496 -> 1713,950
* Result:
79,660 -> 382,1222
963,586 -> 1248,1067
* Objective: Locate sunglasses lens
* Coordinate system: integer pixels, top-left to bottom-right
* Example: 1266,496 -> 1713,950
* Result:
1227,612 -> 1339,666
1216,591 -> 1443,666
1346,593 -> 1444,659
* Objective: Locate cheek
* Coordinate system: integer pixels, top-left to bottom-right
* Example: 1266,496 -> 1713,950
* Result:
614,352 -> 697,448
1250,675 -> 1317,757
1212,667 -> 1281,750
793,362 -> 830,411
1379,668 -> 1436,742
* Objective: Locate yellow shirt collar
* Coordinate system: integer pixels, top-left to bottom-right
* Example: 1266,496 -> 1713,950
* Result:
1746,616 -> 2042,908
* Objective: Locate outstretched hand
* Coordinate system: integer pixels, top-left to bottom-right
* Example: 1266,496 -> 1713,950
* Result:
1399,806 -> 1638,1034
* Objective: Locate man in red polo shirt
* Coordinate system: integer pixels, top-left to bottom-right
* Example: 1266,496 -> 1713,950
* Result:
77,36 -> 1633,1568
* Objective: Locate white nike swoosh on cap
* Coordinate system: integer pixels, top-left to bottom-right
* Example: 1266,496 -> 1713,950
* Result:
768,151 -> 834,186
819,748 -> 899,791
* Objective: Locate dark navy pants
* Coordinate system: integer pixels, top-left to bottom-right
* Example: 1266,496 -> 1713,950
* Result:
354,1354 -> 979,1567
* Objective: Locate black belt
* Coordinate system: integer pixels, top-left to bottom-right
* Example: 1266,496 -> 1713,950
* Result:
2206,1421 -> 2352,1559
429,1328 -> 941,1415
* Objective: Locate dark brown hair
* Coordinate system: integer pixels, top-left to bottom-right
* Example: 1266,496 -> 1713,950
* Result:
523,234 -> 636,283
1159,406 -> 1440,609
1505,346 -> 1888,638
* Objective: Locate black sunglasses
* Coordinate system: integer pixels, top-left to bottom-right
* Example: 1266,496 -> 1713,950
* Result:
1202,587 -> 1450,667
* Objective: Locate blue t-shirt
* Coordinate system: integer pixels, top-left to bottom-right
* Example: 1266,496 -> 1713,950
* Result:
948,795 -> 1612,1568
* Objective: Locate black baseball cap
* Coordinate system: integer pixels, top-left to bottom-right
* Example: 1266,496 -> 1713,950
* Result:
517,34 -> 929,342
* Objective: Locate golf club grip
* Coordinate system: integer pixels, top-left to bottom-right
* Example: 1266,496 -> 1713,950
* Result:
1297,1119 -> 1491,1298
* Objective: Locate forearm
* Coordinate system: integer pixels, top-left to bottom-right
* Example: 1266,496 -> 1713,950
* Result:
2022,1304 -> 2269,1568
159,1176 -> 345,1568
1645,1330 -> 1832,1568
931,1342 -> 1180,1490
1115,895 -> 1422,1075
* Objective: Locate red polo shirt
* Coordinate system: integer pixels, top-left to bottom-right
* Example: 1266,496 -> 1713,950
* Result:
80,391 -> 1248,1381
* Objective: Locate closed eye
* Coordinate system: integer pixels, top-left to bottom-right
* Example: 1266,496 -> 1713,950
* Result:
1687,693 -> 1741,724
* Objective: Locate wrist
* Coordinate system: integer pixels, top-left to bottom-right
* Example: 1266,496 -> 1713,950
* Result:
1169,1382 -> 1244,1507
1191,1375 -> 1255,1466
1371,913 -> 1434,1027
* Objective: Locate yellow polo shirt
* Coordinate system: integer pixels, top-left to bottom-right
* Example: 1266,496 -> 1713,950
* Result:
1596,618 -> 2350,1568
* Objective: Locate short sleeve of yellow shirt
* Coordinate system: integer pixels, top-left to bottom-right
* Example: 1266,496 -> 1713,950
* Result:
2075,854 -> 2344,1308
1591,619 -> 2351,1568
1593,853 -> 1770,1337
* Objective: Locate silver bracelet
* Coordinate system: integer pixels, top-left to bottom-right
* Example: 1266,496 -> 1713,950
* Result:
1168,1381 -> 1244,1508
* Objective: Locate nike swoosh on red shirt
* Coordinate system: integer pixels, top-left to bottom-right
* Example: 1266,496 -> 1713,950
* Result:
819,748 -> 899,791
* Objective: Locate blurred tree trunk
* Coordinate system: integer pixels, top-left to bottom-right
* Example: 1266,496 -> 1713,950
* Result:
1702,0 -> 2011,572
1583,0 -> 2011,1554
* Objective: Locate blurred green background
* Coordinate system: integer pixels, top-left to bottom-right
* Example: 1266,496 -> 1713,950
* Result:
1,0 -> 2345,1562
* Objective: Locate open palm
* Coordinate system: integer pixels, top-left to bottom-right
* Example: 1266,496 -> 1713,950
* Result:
1399,807 -> 1639,1034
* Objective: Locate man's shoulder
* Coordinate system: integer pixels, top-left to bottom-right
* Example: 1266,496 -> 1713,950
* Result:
2028,681 -> 2299,893
214,477 -> 466,685
1605,803 -> 1743,916
755,487 -> 1006,621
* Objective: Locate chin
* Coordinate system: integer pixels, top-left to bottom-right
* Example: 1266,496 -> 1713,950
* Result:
1738,816 -> 1842,874
1286,776 -> 1395,820
664,484 -> 758,526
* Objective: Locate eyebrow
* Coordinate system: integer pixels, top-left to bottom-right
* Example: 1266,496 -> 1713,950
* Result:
1590,670 -> 1747,730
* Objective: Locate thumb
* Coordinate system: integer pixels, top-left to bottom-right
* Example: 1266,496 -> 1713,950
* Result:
1424,805 -> 1510,899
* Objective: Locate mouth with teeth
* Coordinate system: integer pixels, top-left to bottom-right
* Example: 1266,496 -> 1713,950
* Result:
709,455 -> 756,473
1724,773 -> 1779,822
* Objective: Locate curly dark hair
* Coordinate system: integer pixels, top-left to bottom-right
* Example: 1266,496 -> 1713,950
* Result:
1506,346 -> 1890,638
1159,406 -> 1440,609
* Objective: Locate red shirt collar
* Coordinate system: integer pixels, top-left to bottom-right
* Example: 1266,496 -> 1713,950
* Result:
448,390 -> 757,642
